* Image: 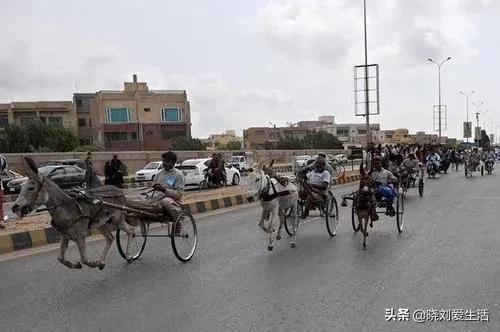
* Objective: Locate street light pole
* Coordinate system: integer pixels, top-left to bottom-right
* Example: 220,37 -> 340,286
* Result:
363,0 -> 371,147
473,101 -> 483,148
459,90 -> 474,142
428,57 -> 452,144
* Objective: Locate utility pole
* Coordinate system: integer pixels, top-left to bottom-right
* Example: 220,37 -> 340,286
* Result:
459,90 -> 474,143
428,57 -> 452,143
363,0 -> 371,147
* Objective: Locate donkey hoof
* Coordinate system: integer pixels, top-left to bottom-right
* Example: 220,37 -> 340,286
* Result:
291,243 -> 296,248
369,222 -> 373,228
363,244 -> 367,249
75,262 -> 82,269
126,258 -> 134,264
276,235 -> 281,241
98,263 -> 106,270
267,246 -> 273,251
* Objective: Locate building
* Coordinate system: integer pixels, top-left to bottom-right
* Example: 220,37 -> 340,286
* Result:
316,123 -> 381,147
74,93 -> 96,146
382,129 -> 410,144
409,131 -> 440,145
297,116 -> 334,130
90,75 -> 192,151
243,126 -> 309,150
202,130 -> 243,151
0,101 -> 76,133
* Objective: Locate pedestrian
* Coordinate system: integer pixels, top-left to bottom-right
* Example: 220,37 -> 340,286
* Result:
84,152 -> 102,188
0,154 -> 7,229
104,161 -> 113,185
110,155 -> 124,188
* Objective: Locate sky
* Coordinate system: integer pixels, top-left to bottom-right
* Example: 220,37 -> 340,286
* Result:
1,0 -> 499,140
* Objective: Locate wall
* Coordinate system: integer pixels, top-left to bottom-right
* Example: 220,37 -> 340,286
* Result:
3,149 -> 347,175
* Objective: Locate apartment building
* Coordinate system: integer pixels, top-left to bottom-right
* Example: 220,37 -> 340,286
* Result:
202,130 -> 243,150
89,75 -> 192,151
243,126 -> 310,150
0,101 -> 76,133
382,129 -> 410,144
316,123 -> 381,146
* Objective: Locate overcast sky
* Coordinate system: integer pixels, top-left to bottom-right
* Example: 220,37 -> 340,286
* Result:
1,0 -> 499,139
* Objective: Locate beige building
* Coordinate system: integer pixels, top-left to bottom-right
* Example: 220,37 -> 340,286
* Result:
382,129 -> 410,144
89,75 -> 192,151
202,130 -> 243,150
0,101 -> 76,133
315,123 -> 381,147
409,131 -> 440,145
243,126 -> 310,150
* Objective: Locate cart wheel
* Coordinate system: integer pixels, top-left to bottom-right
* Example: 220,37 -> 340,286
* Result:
116,220 -> 148,262
325,195 -> 339,237
396,193 -> 404,233
285,203 -> 301,236
481,166 -> 484,176
171,211 -> 197,262
418,178 -> 424,197
351,197 -> 360,232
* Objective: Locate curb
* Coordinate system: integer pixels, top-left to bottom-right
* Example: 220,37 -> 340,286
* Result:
0,193 -> 255,255
0,174 -> 361,255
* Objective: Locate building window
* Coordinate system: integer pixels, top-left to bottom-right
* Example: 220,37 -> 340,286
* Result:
106,132 -> 129,141
0,115 -> 7,128
131,132 -> 137,140
106,108 -> 131,123
89,118 -> 92,127
144,107 -> 151,112
76,99 -> 82,107
48,117 -> 62,124
161,107 -> 182,122
78,118 -> 86,127
20,117 -> 36,125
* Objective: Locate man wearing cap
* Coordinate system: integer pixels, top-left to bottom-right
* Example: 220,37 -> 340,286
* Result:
370,155 -> 398,220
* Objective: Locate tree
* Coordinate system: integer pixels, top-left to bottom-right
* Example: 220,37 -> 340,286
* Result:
0,122 -> 78,153
276,135 -> 307,150
272,130 -> 343,150
171,137 -> 206,150
221,140 -> 242,150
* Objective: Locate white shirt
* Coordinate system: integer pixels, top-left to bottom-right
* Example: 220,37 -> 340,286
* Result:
307,170 -> 331,186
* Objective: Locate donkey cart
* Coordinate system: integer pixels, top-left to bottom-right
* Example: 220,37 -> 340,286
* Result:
91,189 -> 198,263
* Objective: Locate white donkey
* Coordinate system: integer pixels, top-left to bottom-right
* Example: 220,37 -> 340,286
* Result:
246,160 -> 299,251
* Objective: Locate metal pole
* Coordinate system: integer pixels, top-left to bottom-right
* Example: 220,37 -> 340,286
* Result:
438,65 -> 442,143
363,0 -> 371,147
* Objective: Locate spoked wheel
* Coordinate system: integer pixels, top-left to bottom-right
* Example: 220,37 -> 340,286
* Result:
396,193 -> 404,233
351,194 -> 360,232
418,178 -> 424,197
325,195 -> 339,237
285,202 -> 303,236
116,219 -> 149,262
332,165 -> 345,178
171,211 -> 197,262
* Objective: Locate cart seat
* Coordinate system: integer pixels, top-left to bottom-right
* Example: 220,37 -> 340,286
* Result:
125,199 -> 165,215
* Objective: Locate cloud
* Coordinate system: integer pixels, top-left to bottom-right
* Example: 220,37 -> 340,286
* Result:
256,0 -> 491,68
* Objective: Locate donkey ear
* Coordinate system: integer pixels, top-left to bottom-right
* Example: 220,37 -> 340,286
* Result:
268,159 -> 275,169
24,157 -> 38,177
359,163 -> 366,176
255,160 -> 264,172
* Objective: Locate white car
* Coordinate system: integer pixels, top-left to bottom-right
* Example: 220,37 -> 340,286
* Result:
334,154 -> 348,163
135,161 -> 163,181
176,158 -> 241,188
294,155 -> 312,168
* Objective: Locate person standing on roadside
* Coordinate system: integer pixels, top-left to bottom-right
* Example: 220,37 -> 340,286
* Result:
84,152 -> 101,188
0,154 -> 7,229
110,155 -> 124,188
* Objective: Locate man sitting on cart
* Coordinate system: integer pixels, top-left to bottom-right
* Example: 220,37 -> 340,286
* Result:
300,156 -> 331,219
400,151 -> 420,178
150,151 -> 185,222
370,156 -> 398,220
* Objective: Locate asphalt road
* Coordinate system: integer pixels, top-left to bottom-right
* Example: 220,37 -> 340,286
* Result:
0,169 -> 499,331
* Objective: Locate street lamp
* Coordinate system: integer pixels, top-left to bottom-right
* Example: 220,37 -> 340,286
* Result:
473,101 -> 483,147
459,90 -> 474,142
428,57 -> 452,143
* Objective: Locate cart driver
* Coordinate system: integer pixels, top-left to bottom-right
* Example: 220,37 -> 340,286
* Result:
151,151 -> 185,221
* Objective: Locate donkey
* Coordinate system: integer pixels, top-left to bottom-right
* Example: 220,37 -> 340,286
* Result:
355,164 -> 376,248
11,157 -> 136,270
246,160 -> 299,251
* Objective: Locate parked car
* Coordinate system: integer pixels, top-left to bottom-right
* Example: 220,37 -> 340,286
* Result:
44,159 -> 86,170
1,169 -> 24,195
135,161 -> 163,182
333,154 -> 348,164
230,156 -> 250,173
6,165 -> 85,195
176,158 -> 241,189
294,155 -> 312,168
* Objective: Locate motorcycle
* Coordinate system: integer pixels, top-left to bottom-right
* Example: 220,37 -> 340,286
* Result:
426,161 -> 437,178
485,159 -> 494,175
439,157 -> 450,174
